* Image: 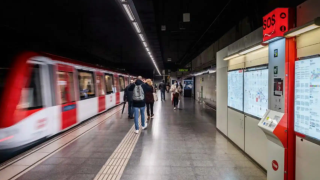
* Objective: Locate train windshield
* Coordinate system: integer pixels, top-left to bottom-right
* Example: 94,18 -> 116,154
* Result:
0,68 -> 9,102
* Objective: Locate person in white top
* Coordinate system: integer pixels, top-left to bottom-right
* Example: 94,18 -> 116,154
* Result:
170,81 -> 182,110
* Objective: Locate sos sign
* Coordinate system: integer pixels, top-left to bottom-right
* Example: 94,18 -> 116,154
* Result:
263,8 -> 289,42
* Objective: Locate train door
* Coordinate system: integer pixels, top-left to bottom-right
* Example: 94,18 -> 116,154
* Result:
96,71 -> 106,113
57,64 -> 77,130
105,73 -> 115,109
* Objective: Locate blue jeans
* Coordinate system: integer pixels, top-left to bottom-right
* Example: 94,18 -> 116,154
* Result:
161,90 -> 165,100
128,101 -> 134,118
134,106 -> 145,130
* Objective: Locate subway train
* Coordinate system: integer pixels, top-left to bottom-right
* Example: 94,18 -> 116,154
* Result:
0,51 -> 133,151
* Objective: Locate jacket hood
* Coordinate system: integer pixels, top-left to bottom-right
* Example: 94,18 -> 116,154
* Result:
135,79 -> 144,85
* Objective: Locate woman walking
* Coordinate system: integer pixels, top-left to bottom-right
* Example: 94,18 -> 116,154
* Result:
145,79 -> 155,120
170,81 -> 182,110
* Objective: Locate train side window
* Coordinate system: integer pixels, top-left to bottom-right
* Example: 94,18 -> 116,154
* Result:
78,70 -> 95,100
119,76 -> 125,91
17,64 -> 43,110
97,75 -> 106,96
105,74 -> 114,94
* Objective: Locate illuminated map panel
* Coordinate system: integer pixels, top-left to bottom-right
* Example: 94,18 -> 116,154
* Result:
244,67 -> 269,118
295,57 -> 320,141
228,70 -> 243,111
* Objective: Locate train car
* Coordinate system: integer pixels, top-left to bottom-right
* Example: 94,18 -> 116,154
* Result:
0,51 -> 133,150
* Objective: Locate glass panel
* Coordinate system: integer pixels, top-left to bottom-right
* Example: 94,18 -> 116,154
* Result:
105,74 -> 114,94
78,71 -> 95,100
119,76 -> 125,91
68,72 -> 75,102
97,75 -> 106,96
58,71 -> 67,104
17,64 -> 43,109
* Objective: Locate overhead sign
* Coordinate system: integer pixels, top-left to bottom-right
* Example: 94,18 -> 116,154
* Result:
263,8 -> 289,42
179,69 -> 189,72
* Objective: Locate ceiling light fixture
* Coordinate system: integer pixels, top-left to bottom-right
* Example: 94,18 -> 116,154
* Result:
143,42 -> 147,47
239,45 -> 265,55
120,3 -> 161,75
223,54 -> 240,61
123,4 -> 135,21
133,22 -> 141,33
285,21 -> 320,37
139,34 -> 145,41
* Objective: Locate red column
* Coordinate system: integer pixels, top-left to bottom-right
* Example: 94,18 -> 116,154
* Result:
285,37 -> 296,180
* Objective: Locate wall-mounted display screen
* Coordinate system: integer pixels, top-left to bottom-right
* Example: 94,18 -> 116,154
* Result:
295,57 -> 320,141
244,67 -> 269,118
228,70 -> 243,111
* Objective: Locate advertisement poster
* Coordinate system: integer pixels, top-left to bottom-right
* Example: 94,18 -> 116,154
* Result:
274,78 -> 283,96
183,80 -> 193,90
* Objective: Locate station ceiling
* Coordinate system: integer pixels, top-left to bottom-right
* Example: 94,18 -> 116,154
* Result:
0,0 -> 305,77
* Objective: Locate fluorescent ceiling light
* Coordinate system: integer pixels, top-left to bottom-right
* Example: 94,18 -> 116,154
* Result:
148,51 -> 151,55
133,22 -> 141,33
239,45 -> 264,55
285,24 -> 319,37
123,4 -> 135,21
223,54 -> 240,61
143,42 -> 147,47
139,34 -> 145,41
146,47 -> 150,52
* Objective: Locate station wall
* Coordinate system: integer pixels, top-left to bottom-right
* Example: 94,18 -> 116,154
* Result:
195,73 -> 216,103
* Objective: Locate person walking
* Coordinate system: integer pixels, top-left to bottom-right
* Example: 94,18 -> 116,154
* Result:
128,76 -> 150,134
159,80 -> 166,101
124,79 -> 134,119
170,81 -> 182,110
145,79 -> 155,120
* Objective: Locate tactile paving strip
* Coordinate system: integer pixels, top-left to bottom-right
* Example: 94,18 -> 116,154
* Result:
94,118 -> 144,180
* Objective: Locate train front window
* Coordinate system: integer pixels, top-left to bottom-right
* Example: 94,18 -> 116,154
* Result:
78,70 -> 95,100
17,64 -> 43,109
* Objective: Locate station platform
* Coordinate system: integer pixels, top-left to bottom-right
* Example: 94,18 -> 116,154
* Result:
1,94 -> 266,180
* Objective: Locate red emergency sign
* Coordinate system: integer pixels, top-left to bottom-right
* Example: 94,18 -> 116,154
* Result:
263,8 -> 290,42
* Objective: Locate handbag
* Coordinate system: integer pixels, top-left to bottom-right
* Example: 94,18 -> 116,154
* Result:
153,92 -> 158,101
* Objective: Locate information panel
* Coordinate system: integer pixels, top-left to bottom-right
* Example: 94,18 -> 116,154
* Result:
295,57 -> 320,141
228,70 -> 243,111
244,67 -> 269,118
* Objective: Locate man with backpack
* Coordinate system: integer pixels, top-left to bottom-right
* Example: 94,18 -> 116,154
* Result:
128,76 -> 151,134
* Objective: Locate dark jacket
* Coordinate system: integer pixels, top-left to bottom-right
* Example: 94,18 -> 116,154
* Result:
159,82 -> 166,91
128,79 -> 150,107
124,84 -> 133,102
145,86 -> 154,103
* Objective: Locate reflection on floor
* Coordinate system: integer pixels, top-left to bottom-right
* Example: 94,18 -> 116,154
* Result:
15,92 -> 266,180
121,97 -> 266,180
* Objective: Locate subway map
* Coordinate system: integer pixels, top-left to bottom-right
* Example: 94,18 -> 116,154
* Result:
244,68 -> 269,118
228,70 -> 243,111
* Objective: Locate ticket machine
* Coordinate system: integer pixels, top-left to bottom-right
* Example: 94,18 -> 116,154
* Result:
258,110 -> 286,180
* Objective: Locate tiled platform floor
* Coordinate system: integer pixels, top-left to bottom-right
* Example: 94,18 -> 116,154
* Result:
15,92 -> 266,180
121,96 -> 267,180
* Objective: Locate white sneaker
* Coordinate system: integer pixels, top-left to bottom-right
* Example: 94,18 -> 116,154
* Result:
142,123 -> 148,130
174,107 -> 176,110
135,130 -> 139,134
